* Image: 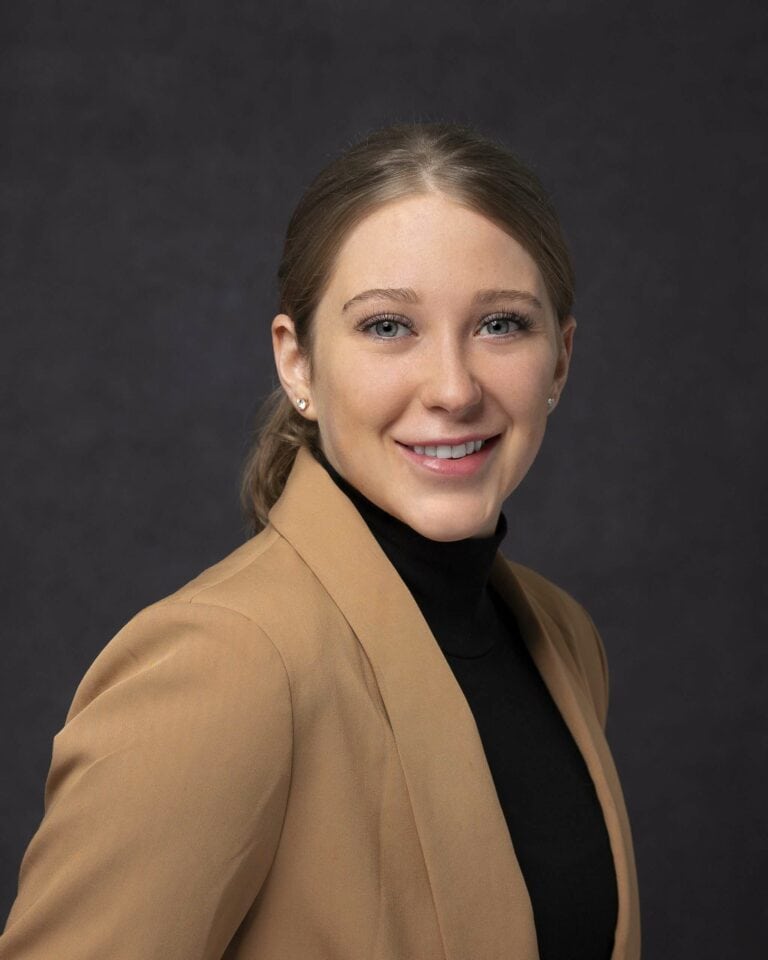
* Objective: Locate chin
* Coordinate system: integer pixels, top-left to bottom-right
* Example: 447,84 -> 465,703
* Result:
400,508 -> 496,543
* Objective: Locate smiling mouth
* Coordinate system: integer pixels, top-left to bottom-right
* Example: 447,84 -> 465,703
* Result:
399,436 -> 499,460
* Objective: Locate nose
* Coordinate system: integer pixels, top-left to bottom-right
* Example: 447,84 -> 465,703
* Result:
418,340 -> 483,415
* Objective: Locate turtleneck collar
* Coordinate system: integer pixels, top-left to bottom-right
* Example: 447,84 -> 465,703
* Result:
312,448 -> 508,658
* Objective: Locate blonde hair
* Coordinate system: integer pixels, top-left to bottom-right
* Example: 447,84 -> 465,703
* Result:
240,121 -> 575,535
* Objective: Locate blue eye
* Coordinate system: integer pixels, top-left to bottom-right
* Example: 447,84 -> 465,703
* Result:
480,313 -> 533,336
360,314 -> 413,339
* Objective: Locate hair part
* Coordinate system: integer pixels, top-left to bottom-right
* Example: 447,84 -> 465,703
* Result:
240,122 -> 576,535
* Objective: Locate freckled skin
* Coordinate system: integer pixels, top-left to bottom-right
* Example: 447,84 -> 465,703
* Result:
273,192 -> 576,542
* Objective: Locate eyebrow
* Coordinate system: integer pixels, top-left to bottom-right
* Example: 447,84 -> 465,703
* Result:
342,287 -> 419,312
341,287 -> 544,312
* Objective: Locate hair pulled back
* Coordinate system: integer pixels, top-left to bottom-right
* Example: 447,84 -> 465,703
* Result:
239,122 -> 575,534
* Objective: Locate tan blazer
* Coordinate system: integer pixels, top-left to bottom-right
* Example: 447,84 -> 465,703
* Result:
1,447 -> 641,960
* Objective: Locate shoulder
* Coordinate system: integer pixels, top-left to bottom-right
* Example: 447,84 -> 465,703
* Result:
70,519 -> 355,736
66,526 -> 299,730
502,557 -> 611,728
65,600 -> 294,755
158,523 -> 326,626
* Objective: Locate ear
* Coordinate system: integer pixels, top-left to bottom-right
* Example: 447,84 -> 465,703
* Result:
549,314 -> 577,411
271,313 -> 317,421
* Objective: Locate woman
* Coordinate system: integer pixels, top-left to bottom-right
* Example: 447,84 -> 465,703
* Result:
1,123 -> 640,959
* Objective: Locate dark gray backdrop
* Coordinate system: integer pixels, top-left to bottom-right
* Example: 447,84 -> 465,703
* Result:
1,0 -> 765,955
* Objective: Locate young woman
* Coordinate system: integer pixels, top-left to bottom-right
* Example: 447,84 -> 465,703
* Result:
1,123 -> 641,960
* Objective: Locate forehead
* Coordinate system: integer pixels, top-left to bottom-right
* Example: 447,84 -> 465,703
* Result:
323,192 -> 547,305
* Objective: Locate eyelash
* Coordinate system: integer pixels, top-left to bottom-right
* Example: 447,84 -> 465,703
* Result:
356,311 -> 535,340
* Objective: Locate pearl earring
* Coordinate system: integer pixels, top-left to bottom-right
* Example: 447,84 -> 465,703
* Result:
296,397 -> 308,411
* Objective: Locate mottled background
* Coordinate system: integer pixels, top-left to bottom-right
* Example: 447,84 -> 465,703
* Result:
1,0 -> 765,954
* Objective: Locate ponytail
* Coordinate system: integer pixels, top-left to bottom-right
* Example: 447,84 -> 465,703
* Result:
239,388 -> 319,535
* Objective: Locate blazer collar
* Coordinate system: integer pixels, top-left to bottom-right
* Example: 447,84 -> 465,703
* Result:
269,447 -> 640,960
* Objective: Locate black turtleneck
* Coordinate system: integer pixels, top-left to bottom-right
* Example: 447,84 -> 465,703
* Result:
314,448 -> 618,960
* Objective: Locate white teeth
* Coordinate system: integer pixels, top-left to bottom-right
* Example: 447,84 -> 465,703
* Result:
409,439 -> 486,458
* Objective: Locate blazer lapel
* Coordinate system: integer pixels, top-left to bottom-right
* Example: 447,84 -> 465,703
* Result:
269,448 -> 639,960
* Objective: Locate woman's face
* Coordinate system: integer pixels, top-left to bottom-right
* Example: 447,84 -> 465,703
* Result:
273,191 -> 576,541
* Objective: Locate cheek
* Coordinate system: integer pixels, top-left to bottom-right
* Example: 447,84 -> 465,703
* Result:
314,353 -> 409,439
488,356 -> 553,417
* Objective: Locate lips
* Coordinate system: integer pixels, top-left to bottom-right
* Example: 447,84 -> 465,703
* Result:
396,434 -> 500,477
396,434 -> 501,460
408,439 -> 486,459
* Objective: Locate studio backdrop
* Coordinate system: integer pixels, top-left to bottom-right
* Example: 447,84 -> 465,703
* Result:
1,1 -> 765,957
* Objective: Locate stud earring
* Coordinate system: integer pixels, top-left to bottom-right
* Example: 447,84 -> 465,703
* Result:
296,397 -> 309,412
547,396 -> 555,409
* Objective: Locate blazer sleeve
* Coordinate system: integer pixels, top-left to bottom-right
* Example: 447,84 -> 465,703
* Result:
0,600 -> 293,960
